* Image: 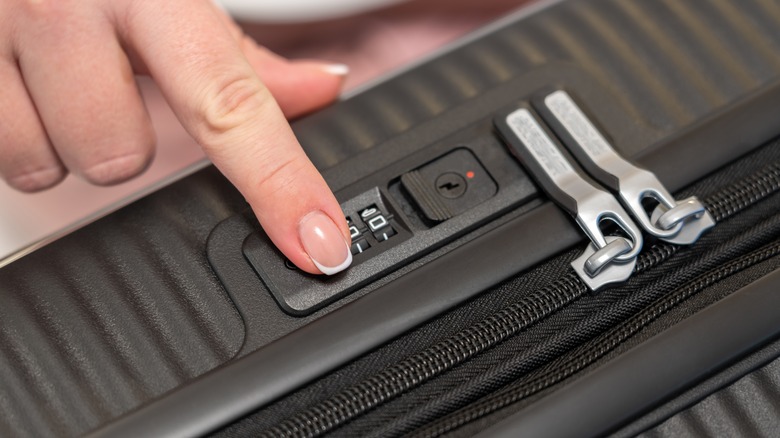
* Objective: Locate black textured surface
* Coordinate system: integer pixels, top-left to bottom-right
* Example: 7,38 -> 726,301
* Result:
401,170 -> 455,221
640,357 -> 780,437
304,0 -> 780,189
0,169 -> 247,437
649,362 -> 780,437
3,0 -> 780,436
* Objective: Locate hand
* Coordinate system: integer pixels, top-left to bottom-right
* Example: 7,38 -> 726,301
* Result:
0,0 -> 353,275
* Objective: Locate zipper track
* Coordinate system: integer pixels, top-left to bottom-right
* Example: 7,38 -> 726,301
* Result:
262,162 -> 780,438
414,239 -> 780,438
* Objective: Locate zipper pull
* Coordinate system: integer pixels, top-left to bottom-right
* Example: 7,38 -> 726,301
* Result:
495,104 -> 643,291
538,90 -> 715,245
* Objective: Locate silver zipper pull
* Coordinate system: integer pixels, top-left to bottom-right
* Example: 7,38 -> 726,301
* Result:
539,90 -> 714,245
496,105 -> 643,291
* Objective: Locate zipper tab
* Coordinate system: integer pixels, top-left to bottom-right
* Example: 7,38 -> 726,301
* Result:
496,105 -> 642,291
539,90 -> 715,245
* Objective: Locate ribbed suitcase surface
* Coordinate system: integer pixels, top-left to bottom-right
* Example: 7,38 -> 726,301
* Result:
1,0 -> 780,436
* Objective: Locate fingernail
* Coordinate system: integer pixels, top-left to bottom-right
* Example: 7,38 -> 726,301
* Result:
321,63 -> 350,77
299,211 -> 352,275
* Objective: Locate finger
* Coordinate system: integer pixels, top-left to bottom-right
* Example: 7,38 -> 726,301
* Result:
240,42 -> 348,119
0,59 -> 66,191
16,5 -> 155,186
121,0 -> 351,275
207,6 -> 347,118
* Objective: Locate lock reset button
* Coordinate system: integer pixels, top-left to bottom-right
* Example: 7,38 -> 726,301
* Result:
400,148 -> 498,223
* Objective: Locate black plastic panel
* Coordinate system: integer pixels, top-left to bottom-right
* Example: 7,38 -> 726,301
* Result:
243,186 -> 415,315
225,134 -> 534,315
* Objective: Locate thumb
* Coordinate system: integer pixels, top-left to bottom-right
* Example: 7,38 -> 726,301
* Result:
123,1 -> 352,275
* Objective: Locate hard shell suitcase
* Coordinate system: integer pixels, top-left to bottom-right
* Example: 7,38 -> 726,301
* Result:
2,0 -> 780,436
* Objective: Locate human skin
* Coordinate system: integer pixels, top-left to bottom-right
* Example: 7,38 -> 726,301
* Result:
0,0 -> 352,275
241,0 -> 527,90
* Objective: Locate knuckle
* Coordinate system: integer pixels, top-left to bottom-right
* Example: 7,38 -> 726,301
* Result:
199,74 -> 272,138
14,0 -> 65,22
253,156 -> 307,198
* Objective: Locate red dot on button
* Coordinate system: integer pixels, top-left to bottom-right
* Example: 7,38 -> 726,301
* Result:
466,171 -> 475,179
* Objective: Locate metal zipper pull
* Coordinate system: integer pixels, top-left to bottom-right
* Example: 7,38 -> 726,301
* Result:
495,104 -> 643,291
539,90 -> 715,245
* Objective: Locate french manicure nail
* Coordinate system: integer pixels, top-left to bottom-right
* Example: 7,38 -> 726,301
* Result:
321,63 -> 350,76
299,211 -> 352,275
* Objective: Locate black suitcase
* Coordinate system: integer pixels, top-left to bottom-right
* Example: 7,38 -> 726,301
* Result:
2,0 -> 780,436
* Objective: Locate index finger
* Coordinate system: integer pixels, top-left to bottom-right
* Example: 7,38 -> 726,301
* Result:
118,0 -> 352,274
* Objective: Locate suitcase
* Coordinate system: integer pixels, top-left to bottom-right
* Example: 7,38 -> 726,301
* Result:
2,0 -> 780,436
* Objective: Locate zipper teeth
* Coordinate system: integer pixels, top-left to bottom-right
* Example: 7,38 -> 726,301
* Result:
416,239 -> 780,438
263,162 -> 780,438
264,272 -> 588,438
706,163 -> 780,221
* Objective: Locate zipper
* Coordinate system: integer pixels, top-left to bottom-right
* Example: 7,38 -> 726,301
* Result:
413,238 -> 780,438
261,161 -> 780,438
497,90 -> 716,291
497,102 -> 643,290
540,90 -> 714,246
